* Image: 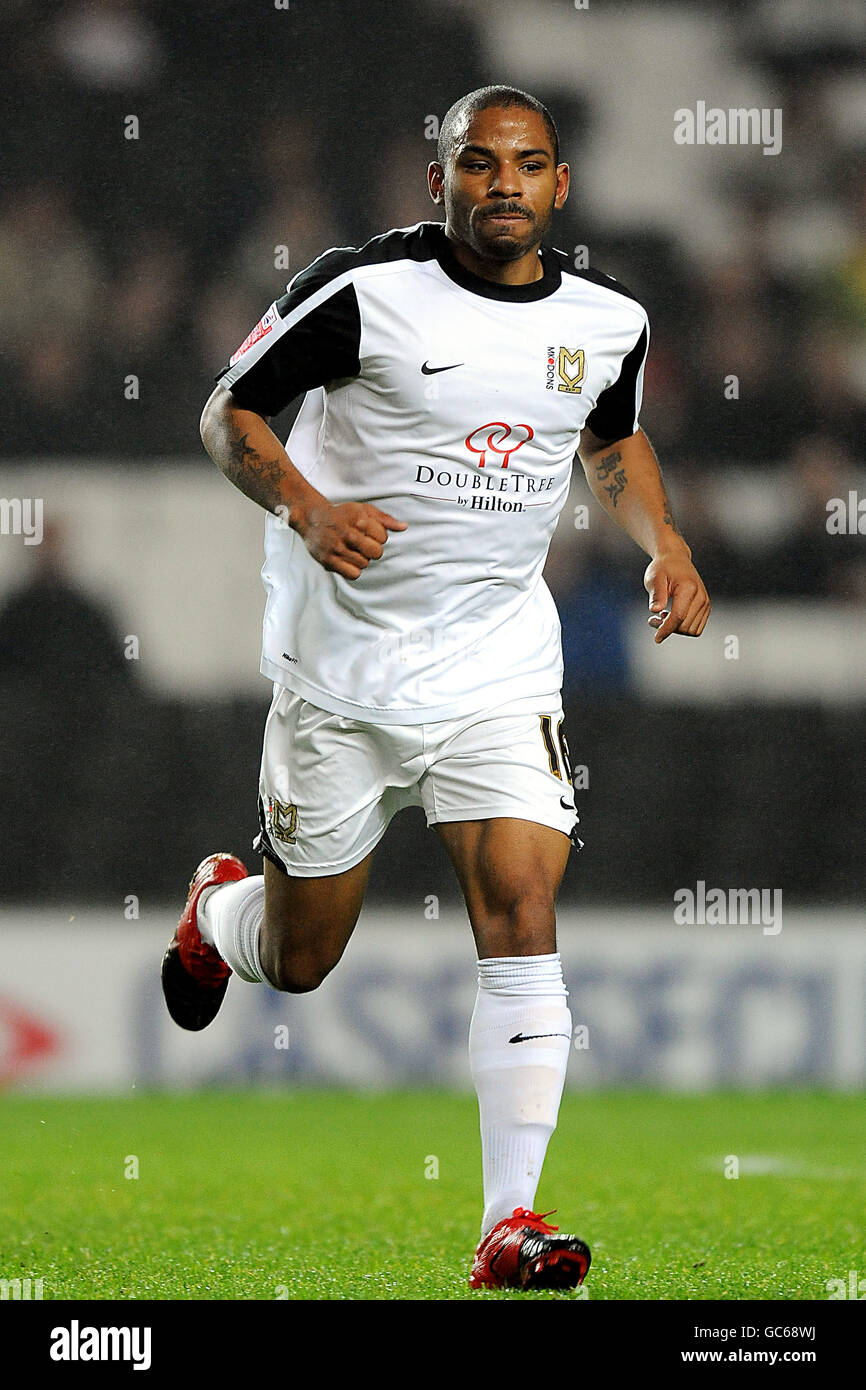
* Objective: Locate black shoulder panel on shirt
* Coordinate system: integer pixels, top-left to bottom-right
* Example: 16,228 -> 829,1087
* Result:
585,324 -> 649,442
219,224 -> 444,417
225,282 -> 362,418
281,222 -> 443,312
553,249 -> 641,304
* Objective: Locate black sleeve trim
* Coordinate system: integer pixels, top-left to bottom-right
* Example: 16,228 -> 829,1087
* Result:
557,255 -> 641,304
585,325 -> 648,442
214,228 -> 444,417
218,279 -> 361,418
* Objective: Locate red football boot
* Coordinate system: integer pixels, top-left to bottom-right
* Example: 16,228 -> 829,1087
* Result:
469,1208 -> 591,1291
160,852 -> 248,1032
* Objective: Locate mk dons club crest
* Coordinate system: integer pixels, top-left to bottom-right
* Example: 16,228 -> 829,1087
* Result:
546,346 -> 585,394
269,798 -> 298,844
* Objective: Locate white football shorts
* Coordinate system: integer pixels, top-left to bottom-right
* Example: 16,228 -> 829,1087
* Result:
255,685 -> 583,877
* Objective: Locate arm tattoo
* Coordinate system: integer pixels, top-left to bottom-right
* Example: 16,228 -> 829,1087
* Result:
222,427 -> 286,513
594,449 -> 622,481
604,469 -> 628,507
595,448 -> 628,507
660,485 -> 681,534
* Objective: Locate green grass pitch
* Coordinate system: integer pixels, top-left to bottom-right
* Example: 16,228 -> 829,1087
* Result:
1,1090 -> 863,1300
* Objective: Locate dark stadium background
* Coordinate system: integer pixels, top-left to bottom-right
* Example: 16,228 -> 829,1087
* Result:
0,0 -> 863,913
2,4 -> 865,1326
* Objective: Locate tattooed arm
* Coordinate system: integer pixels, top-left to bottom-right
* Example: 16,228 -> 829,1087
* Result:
199,385 -> 406,581
577,425 -> 710,643
578,425 -> 682,558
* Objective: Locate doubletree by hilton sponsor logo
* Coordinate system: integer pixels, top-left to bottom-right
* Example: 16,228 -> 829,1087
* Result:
465,422 -> 533,468
412,464 -> 555,512
411,420 -> 554,512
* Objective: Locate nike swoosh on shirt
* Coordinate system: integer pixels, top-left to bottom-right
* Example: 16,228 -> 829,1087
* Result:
508,1032 -> 571,1044
421,360 -> 464,374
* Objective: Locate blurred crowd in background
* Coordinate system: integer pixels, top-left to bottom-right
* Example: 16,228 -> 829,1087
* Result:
3,1 -> 866,601
1,0 -> 865,903
3,0 -> 866,634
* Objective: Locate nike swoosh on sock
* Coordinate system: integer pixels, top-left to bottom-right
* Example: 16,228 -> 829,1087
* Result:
508,1032 -> 571,1044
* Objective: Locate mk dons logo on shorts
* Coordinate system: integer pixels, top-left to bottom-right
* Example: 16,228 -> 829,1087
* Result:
269,798 -> 298,844
230,305 -> 278,365
546,345 -> 585,393
465,422 -> 534,468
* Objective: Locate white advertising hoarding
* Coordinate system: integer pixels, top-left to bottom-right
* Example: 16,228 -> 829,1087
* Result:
1,908 -> 862,1091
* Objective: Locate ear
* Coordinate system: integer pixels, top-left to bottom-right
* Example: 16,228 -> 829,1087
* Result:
427,161 -> 445,204
554,162 -> 570,211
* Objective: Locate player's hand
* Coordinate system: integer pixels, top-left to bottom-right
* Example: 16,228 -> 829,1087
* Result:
644,549 -> 710,644
299,501 -> 408,581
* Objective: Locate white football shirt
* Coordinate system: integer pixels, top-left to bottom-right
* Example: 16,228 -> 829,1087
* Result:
217,221 -> 649,724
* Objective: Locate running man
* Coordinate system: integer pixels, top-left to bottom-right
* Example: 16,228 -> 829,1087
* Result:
162,85 -> 710,1292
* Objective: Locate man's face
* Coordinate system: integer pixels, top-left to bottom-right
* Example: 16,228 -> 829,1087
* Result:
429,106 -> 569,262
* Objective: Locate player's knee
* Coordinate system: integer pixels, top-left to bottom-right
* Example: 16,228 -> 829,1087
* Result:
481,891 -> 557,954
260,932 -> 337,994
266,951 -> 335,994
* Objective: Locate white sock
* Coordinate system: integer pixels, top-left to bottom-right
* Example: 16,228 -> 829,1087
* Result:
197,875 -> 266,983
470,953 -> 572,1236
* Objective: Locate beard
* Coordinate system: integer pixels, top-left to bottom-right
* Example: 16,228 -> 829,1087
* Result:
466,202 -> 552,262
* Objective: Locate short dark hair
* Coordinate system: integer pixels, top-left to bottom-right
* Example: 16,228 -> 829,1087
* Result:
437,85 -> 560,168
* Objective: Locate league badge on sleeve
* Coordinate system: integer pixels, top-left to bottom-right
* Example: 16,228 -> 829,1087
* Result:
229,304 -> 278,366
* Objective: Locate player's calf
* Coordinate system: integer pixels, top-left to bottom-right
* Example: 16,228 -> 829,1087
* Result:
256,856 -> 370,993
